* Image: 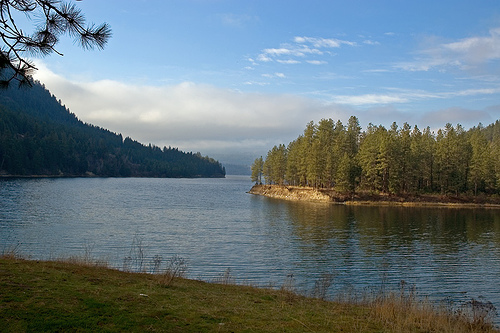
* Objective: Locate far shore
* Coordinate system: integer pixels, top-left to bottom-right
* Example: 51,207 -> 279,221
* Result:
248,184 -> 500,209
0,173 -> 226,179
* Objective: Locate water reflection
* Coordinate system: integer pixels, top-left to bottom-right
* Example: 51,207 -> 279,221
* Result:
1,178 -> 500,321
283,201 -> 500,251
262,198 -> 500,309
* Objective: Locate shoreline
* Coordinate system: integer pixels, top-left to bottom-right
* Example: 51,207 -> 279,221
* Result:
2,256 -> 498,332
0,174 -> 226,179
248,184 -> 500,209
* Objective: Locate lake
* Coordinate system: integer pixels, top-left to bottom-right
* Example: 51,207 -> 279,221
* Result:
1,175 -> 500,315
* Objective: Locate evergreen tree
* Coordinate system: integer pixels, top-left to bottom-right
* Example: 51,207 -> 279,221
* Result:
336,152 -> 357,193
300,121 -> 316,186
346,116 -> 362,188
492,122 -> 500,191
409,125 -> 437,194
263,145 -> 287,185
347,116 -> 361,156
285,138 -> 301,186
257,116 -> 500,197
358,124 -> 388,192
435,124 -> 471,195
332,120 -> 347,187
397,122 -> 412,193
251,156 -> 264,184
0,82 -> 226,178
468,127 -> 495,194
316,118 -> 335,188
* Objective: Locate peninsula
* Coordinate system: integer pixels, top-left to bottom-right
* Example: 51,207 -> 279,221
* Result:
250,117 -> 500,205
249,184 -> 500,208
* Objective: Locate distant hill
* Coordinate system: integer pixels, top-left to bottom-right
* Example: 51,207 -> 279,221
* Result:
223,163 -> 251,175
0,80 -> 225,178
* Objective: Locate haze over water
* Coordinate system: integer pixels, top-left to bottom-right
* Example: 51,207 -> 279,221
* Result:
1,176 -> 499,319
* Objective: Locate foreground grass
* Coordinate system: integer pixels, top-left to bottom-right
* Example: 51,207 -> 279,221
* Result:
1,257 -> 498,332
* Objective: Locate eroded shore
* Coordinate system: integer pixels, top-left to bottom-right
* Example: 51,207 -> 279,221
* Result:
248,184 -> 500,208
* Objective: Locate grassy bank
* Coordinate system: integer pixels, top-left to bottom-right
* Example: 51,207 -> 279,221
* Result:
1,256 -> 497,332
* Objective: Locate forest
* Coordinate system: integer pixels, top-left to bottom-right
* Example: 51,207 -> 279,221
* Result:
252,116 -> 500,196
0,80 -> 225,178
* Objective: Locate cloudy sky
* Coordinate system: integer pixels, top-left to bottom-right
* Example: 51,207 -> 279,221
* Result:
29,0 -> 500,165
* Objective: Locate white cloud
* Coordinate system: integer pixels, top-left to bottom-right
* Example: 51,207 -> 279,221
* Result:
363,69 -> 391,73
262,47 -> 294,56
277,59 -> 300,64
331,86 -> 500,106
32,63 -> 500,162
260,45 -> 322,59
307,60 -> 327,65
255,35 -> 356,64
363,40 -> 380,46
243,81 -> 269,86
294,36 -> 356,48
33,63 -> 350,157
450,87 -> 500,97
334,94 -> 408,105
256,54 -> 272,62
261,72 -> 286,79
443,28 -> 500,64
397,27 -> 500,73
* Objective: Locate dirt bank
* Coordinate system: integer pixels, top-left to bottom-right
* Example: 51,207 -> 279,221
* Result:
248,184 -> 500,208
248,184 -> 332,202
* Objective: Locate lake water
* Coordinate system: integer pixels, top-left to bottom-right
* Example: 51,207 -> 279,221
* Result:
1,176 -> 500,316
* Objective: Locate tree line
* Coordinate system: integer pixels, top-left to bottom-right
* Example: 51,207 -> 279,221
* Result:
0,80 -> 225,178
252,116 -> 500,196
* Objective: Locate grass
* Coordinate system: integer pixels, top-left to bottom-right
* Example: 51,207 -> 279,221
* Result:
1,255 -> 498,332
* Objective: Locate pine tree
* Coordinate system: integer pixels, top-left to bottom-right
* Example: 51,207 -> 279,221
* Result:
435,124 -> 471,195
358,124 -> 385,192
263,145 -> 287,185
285,139 -> 301,186
300,121 -> 316,186
468,127 -> 495,194
316,118 -> 335,188
251,156 -> 264,184
336,152 -> 357,193
258,117 -> 500,197
0,1 -> 112,87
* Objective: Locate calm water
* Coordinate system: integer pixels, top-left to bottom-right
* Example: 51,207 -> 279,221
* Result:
1,176 -> 500,313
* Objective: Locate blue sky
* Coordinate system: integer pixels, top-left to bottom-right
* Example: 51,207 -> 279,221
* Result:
29,0 -> 500,165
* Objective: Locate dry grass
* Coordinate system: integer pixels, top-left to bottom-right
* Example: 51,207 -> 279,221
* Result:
362,281 -> 498,332
1,255 -> 498,332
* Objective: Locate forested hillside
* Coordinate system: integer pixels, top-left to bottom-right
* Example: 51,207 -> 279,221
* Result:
0,81 -> 225,178
253,116 -> 500,196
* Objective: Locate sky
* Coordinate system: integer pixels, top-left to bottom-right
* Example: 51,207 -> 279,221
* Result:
26,0 -> 500,165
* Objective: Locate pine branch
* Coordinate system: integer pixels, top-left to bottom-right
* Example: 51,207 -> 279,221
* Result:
0,0 -> 111,87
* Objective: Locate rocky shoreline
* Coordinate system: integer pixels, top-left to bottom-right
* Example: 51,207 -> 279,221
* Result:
248,184 -> 500,208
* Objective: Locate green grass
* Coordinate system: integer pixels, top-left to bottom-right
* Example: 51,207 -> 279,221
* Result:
0,256 -> 498,332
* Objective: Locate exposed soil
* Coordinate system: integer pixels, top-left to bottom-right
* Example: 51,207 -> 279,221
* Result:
248,184 -> 500,208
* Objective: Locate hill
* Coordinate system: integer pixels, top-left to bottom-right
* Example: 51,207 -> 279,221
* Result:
0,81 -> 225,178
